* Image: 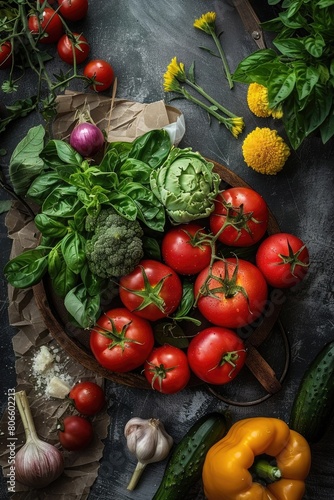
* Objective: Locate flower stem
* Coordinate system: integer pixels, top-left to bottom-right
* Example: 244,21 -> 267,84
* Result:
185,78 -> 236,117
211,29 -> 234,90
182,88 -> 230,128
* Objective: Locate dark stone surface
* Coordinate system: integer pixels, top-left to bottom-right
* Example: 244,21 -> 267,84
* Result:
0,1 -> 333,498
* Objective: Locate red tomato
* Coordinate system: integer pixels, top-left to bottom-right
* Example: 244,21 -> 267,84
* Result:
58,0 -> 89,21
119,260 -> 183,321
58,415 -> 93,451
187,327 -> 246,385
144,345 -> 191,394
161,223 -> 213,275
83,59 -> 115,92
194,258 -> 268,329
256,232 -> 309,288
90,308 -> 154,372
69,381 -> 105,416
28,8 -> 63,44
0,42 -> 12,69
210,187 -> 269,247
57,33 -> 90,64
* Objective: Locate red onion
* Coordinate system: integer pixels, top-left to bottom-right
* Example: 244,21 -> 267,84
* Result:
69,122 -> 104,157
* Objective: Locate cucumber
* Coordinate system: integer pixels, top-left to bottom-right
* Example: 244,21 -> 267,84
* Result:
289,340 -> 334,443
152,412 -> 229,500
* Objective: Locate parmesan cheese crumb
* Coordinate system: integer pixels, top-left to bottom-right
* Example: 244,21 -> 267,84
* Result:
46,376 -> 72,399
32,346 -> 54,374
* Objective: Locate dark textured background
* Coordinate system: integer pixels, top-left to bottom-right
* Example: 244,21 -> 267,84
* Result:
1,0 -> 333,498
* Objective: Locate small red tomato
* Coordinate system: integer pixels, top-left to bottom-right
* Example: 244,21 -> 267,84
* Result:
144,345 -> 191,394
58,0 -> 89,22
28,8 -> 63,44
161,223 -> 213,275
256,232 -> 309,288
0,42 -> 12,69
90,308 -> 154,372
83,59 -> 115,92
119,260 -> 183,321
58,415 -> 93,451
210,187 -> 269,247
69,381 -> 105,416
187,327 -> 246,385
57,33 -> 90,64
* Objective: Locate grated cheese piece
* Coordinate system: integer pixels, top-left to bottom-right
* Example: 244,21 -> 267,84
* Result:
46,376 -> 72,399
32,346 -> 55,374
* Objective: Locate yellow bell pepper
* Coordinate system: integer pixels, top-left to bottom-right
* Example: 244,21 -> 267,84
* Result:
202,417 -> 311,500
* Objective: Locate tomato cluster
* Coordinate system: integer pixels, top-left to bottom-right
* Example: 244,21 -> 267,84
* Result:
57,380 -> 106,451
1,1 -> 115,93
89,186 -> 310,395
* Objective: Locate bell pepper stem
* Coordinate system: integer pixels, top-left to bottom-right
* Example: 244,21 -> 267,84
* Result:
251,458 -> 282,482
127,461 -> 147,490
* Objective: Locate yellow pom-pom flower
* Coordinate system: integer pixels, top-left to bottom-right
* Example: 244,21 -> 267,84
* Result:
242,127 -> 290,175
247,83 -> 283,119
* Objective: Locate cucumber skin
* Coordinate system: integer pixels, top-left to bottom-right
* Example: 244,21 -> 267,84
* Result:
289,340 -> 334,443
152,412 -> 228,500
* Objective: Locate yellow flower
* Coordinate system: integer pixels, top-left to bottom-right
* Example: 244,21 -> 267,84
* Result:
242,127 -> 290,175
166,56 -> 186,82
247,83 -> 283,119
193,12 -> 216,34
226,116 -> 245,139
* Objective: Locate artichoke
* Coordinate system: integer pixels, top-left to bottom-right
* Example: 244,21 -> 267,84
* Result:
150,147 -> 221,223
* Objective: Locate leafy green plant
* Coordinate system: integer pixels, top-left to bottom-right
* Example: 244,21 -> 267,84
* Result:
233,0 -> 334,149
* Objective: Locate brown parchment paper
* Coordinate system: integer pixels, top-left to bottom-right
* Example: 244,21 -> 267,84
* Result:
0,204 -> 110,499
52,91 -> 185,145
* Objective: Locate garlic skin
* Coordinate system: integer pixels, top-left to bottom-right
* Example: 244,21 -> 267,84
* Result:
124,417 -> 173,490
15,391 -> 64,489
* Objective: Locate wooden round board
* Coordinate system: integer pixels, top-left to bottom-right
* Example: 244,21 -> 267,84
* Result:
33,160 -> 286,397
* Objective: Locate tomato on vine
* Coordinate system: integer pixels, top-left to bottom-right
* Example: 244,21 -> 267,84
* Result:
83,59 -> 115,92
187,327 -> 246,385
119,259 -> 183,321
194,258 -> 268,329
144,345 -> 191,394
58,0 -> 89,22
90,308 -> 154,372
161,223 -> 213,275
57,33 -> 90,65
28,8 -> 63,44
57,415 -> 93,451
69,381 -> 105,416
256,232 -> 309,288
209,187 -> 269,247
0,42 -> 12,69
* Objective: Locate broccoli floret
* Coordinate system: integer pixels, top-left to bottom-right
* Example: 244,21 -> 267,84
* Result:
85,207 -> 144,278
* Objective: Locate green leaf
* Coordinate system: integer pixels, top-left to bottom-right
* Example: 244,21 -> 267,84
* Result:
267,71 -> 296,106
0,200 -> 12,214
293,62 -> 319,101
61,232 -> 86,274
319,107 -> 334,143
128,129 -> 172,169
304,34 -> 325,58
153,322 -> 189,349
232,49 -> 278,84
302,84 -> 333,136
27,171 -> 64,205
41,140 -> 82,168
64,283 -> 101,329
34,213 -> 68,238
9,125 -> 45,195
42,185 -> 82,217
4,247 -> 49,288
120,181 -> 165,231
48,247 -> 79,298
273,38 -> 306,58
117,158 -> 153,185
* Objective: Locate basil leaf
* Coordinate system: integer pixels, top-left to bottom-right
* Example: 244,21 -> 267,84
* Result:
42,185 -> 82,217
41,140 -> 82,168
61,232 -> 86,274
80,264 -> 106,296
9,125 -> 45,195
27,172 -> 64,205
34,213 -> 68,238
4,247 -> 49,288
118,158 -> 153,184
232,49 -> 278,84
268,71 -> 296,107
128,129 -> 172,169
64,283 -> 101,328
120,181 -> 165,231
48,247 -> 78,297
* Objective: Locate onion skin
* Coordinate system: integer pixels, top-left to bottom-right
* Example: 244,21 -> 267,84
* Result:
69,122 -> 104,157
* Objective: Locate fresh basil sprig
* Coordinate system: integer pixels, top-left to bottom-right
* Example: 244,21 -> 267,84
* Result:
4,126 -> 172,328
233,0 -> 334,149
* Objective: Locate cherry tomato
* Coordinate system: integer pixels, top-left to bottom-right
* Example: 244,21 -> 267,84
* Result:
187,327 -> 246,385
58,0 -> 89,22
210,187 -> 269,247
83,59 -> 115,92
58,415 -> 93,451
69,381 -> 105,416
90,308 -> 154,372
161,223 -> 213,275
144,345 -> 191,394
119,259 -> 183,321
256,232 -> 309,288
57,33 -> 90,64
28,8 -> 63,44
0,42 -> 12,69
194,258 -> 268,329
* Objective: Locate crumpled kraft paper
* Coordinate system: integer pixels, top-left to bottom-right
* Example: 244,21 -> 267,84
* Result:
0,204 -> 110,500
53,91 -> 186,145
